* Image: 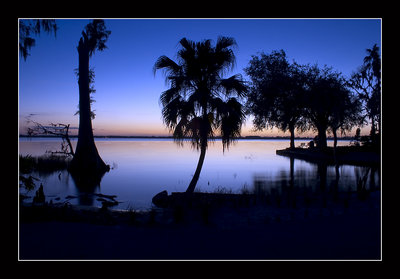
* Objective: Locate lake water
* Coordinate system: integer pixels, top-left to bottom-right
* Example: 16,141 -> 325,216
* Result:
19,138 -> 380,210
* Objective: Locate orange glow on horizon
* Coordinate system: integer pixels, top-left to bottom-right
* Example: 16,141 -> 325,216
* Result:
90,122 -> 372,138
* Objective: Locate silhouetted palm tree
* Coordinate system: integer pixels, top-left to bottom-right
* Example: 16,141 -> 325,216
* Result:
154,37 -> 247,193
69,20 -> 111,176
348,44 -> 381,140
364,44 -> 381,83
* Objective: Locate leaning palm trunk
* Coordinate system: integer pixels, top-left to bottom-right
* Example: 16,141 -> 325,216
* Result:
186,142 -> 207,194
69,36 -> 108,175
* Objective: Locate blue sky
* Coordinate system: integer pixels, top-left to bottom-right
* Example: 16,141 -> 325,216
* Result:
19,18 -> 381,137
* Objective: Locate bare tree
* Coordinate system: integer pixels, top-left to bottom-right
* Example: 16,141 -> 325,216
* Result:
27,119 -> 75,156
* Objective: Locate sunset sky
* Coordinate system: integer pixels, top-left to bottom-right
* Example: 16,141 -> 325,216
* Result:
19,18 -> 381,137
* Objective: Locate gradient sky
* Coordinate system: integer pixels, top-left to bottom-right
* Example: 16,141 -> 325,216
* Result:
19,18 -> 381,137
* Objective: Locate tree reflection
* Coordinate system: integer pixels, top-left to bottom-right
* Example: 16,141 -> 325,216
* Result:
69,170 -> 106,206
252,156 -> 379,208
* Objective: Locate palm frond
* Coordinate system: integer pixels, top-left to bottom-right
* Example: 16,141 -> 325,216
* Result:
177,38 -> 196,64
173,117 -> 189,146
153,55 -> 181,78
154,36 -> 245,153
216,36 -> 237,51
161,96 -> 183,130
220,98 -> 246,151
219,74 -> 248,98
84,19 -> 111,57
159,87 -> 181,108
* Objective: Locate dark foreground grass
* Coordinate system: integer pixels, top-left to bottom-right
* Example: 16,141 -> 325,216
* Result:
19,188 -> 381,260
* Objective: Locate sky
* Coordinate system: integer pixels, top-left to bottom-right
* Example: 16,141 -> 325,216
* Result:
19,18 -> 381,137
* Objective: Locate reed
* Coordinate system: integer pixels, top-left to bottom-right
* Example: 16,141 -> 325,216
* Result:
19,154 -> 71,174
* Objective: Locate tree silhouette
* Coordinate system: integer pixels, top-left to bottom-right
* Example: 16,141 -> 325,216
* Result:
26,120 -> 75,157
69,20 -> 111,176
327,85 -> 363,150
19,19 -> 58,61
244,50 -> 306,149
302,64 -> 360,149
154,37 -> 247,193
348,44 -> 381,142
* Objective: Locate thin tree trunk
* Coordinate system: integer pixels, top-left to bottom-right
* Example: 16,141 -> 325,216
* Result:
317,125 -> 327,149
332,127 -> 338,164
64,124 -> 75,156
370,116 -> 376,138
289,124 -> 295,149
186,143 -> 207,194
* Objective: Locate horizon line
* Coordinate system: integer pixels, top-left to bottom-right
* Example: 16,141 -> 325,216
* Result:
19,134 -> 358,140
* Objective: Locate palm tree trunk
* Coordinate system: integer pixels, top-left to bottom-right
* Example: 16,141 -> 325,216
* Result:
186,143 -> 207,194
70,38 -> 108,175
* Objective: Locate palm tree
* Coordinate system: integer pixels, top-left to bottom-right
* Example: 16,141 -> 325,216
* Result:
364,44 -> 381,83
69,20 -> 111,176
154,37 -> 248,194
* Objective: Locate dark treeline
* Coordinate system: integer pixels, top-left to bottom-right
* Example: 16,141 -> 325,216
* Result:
245,47 -> 380,150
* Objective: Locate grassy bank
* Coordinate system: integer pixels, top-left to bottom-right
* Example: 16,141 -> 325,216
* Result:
19,154 -> 71,175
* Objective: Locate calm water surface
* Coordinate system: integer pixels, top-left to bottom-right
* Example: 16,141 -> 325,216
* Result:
19,138 -> 380,210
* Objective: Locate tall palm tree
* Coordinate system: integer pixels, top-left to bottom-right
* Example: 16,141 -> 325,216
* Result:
364,44 -> 381,83
69,20 -> 111,175
363,44 -> 381,136
154,37 -> 248,194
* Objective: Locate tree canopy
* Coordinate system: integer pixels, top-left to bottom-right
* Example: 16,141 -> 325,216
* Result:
245,50 -> 306,148
245,50 -> 364,149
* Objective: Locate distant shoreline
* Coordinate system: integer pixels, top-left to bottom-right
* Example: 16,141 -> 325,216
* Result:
18,135 -> 355,141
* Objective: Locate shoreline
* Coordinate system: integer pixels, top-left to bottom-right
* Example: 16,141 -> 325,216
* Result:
276,147 -> 380,167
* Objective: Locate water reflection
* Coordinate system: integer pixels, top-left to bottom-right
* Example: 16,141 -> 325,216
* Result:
19,139 -> 380,210
69,170 -> 106,206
